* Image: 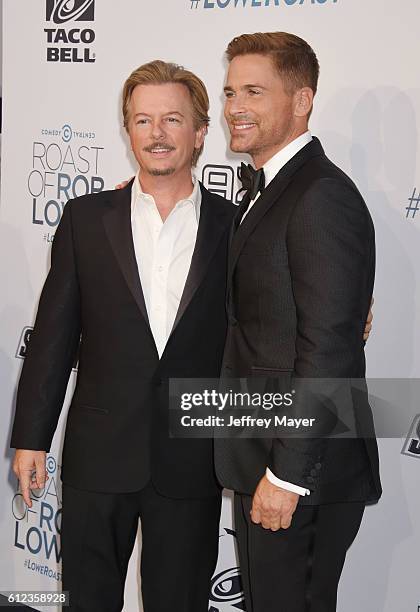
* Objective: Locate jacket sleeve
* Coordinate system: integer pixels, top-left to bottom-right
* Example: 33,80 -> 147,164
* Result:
268,177 -> 375,490
10,200 -> 81,451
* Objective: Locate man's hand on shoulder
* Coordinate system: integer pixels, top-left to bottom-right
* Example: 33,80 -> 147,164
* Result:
251,474 -> 299,532
115,179 -> 132,190
13,449 -> 48,508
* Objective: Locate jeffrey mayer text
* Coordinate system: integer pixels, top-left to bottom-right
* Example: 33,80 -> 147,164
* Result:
180,415 -> 316,429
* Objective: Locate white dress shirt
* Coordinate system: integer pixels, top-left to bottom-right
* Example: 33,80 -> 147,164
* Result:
131,173 -> 201,358
241,131 -> 313,496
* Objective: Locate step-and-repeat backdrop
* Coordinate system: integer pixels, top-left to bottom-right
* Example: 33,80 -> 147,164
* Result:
1,1 -> 419,611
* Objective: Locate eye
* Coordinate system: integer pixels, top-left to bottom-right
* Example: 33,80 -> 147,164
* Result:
248,89 -> 261,96
135,118 -> 149,125
224,91 -> 234,99
166,117 -> 181,123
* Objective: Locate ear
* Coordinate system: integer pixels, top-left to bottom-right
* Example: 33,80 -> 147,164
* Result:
194,124 -> 207,150
294,87 -> 314,118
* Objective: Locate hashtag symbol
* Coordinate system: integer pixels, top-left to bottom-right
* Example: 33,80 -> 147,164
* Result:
406,187 -> 420,219
190,0 -> 200,7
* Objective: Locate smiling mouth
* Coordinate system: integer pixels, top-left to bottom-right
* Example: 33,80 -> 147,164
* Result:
144,144 -> 176,155
231,123 -> 256,132
149,148 -> 174,154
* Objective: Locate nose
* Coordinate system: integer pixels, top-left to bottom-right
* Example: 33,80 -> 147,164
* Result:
151,120 -> 165,140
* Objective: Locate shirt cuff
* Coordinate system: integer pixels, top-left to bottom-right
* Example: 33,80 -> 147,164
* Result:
266,468 -> 310,496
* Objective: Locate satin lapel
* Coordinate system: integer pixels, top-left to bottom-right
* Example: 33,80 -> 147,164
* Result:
227,137 -> 325,287
169,184 -> 231,336
102,179 -> 150,326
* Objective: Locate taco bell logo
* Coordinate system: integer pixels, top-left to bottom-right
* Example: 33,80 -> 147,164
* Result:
209,526 -> 245,611
46,0 -> 95,24
210,567 -> 245,611
45,0 -> 96,63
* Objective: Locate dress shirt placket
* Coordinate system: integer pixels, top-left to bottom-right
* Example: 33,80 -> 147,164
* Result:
147,203 -> 174,358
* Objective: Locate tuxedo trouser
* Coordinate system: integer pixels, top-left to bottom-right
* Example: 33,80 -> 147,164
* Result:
234,494 -> 365,612
61,482 -> 221,612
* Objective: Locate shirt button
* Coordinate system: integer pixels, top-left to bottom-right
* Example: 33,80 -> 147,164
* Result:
158,266 -> 164,272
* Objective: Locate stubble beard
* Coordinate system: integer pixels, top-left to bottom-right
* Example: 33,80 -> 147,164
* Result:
149,167 -> 176,176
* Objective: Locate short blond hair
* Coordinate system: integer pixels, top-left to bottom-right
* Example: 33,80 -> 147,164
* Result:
122,60 -> 210,166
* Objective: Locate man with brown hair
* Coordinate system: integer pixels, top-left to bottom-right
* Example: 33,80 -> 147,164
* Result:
215,32 -> 381,611
10,60 -> 235,612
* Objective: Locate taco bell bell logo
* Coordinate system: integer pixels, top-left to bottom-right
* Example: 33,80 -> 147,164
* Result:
46,0 -> 95,24
45,0 -> 96,63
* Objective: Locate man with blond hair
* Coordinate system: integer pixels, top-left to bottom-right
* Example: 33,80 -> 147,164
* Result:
10,60 -> 236,612
215,32 -> 382,611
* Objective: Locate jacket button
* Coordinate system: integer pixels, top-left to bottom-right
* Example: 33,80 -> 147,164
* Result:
310,469 -> 317,477
315,463 -> 322,470
306,476 -> 315,484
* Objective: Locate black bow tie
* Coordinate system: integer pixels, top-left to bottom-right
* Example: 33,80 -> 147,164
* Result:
239,162 -> 266,201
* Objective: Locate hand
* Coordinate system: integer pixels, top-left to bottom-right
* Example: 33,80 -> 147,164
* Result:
251,475 -> 299,531
363,297 -> 374,341
115,179 -> 131,190
13,449 -> 48,508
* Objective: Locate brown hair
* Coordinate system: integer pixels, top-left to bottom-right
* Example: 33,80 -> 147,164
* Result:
122,60 -> 210,166
226,32 -> 319,97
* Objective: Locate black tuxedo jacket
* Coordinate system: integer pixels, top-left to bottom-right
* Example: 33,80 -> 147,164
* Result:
215,138 -> 382,505
11,181 -> 235,498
